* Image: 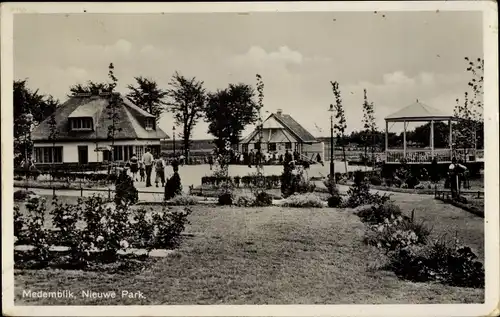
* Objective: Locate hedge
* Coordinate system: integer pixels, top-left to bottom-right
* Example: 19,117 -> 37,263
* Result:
14,169 -> 117,182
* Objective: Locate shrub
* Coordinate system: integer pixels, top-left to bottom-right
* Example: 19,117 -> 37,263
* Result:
168,194 -> 197,206
234,193 -> 256,207
327,195 -> 343,208
283,193 -> 324,208
14,205 -> 24,241
357,202 -> 402,224
405,175 -> 420,189
14,190 -> 35,201
24,196 -> 50,265
114,170 -> 138,206
131,207 -> 155,250
233,176 -> 241,187
254,191 -> 273,207
364,215 -> 431,251
152,206 -> 192,249
346,170 -> 372,208
218,193 -> 233,205
369,175 -> 382,186
389,239 -> 484,288
370,192 -> 393,206
165,168 -> 183,200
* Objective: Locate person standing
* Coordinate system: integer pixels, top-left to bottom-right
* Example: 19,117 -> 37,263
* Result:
155,155 -> 166,187
129,153 -> 139,181
142,148 -> 154,187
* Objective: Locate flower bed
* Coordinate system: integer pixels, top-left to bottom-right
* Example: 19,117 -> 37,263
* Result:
14,195 -> 192,270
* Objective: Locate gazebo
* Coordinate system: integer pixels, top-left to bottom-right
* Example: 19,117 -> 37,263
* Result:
384,100 -> 482,164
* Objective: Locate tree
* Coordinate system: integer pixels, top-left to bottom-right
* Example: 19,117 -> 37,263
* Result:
453,57 -> 484,161
205,83 -> 259,155
106,63 -> 121,172
13,79 -> 60,166
69,81 -> 111,96
362,89 -> 377,165
330,81 -> 348,173
126,76 -> 168,122
166,72 -> 206,163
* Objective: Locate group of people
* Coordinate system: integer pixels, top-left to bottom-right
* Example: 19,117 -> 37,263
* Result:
447,157 -> 469,198
125,148 -> 178,188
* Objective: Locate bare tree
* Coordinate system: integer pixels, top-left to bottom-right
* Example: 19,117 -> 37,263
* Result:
362,89 -> 377,166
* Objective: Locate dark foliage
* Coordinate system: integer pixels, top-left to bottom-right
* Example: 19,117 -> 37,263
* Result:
114,170 -> 138,205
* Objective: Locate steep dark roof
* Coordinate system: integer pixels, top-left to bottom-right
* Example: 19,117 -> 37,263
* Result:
32,94 -> 168,141
273,113 -> 317,142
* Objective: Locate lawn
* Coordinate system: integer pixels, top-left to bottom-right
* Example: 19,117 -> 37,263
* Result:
14,193 -> 484,305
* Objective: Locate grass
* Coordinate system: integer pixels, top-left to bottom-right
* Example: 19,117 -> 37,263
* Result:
14,193 -> 484,305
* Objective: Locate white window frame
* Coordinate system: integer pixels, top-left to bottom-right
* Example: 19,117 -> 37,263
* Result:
34,146 -> 63,164
71,118 -> 93,131
145,118 -> 154,131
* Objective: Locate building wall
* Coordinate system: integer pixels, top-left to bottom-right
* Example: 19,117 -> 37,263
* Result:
302,142 -> 325,161
33,139 -> 161,163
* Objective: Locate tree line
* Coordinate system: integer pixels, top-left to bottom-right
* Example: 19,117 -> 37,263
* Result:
14,56 -> 484,166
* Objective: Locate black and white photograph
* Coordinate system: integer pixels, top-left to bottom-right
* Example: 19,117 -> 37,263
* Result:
1,1 -> 498,316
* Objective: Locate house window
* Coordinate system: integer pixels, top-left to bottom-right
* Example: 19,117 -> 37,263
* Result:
70,118 -> 93,131
268,143 -> 277,152
113,146 -> 123,161
242,144 -> 248,153
145,119 -> 154,131
34,147 -> 63,163
285,142 -> 292,150
136,145 -> 144,159
254,143 -> 261,150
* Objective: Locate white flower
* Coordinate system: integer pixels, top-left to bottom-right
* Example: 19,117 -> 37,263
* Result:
96,235 -> 104,242
14,236 -> 18,244
119,240 -> 129,249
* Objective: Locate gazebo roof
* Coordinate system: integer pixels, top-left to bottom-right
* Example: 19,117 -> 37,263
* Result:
385,100 -> 454,122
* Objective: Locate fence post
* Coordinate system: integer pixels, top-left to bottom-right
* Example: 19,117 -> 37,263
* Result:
477,191 -> 480,199
53,187 -> 56,197
108,188 -> 111,200
80,188 -> 83,197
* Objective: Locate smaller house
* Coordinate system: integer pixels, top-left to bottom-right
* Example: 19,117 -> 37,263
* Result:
31,92 -> 168,167
239,109 -> 324,161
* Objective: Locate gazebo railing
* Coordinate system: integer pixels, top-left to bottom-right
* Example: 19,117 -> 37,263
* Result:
385,148 -> 483,163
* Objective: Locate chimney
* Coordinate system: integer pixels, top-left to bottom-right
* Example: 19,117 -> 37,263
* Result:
276,109 -> 283,115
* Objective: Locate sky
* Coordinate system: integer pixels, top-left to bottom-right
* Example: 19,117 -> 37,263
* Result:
14,11 -> 483,139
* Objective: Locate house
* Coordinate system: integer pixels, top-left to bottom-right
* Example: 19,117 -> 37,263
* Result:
239,109 -> 324,161
31,92 -> 168,167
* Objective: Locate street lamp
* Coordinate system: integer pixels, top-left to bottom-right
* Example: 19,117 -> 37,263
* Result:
328,104 -> 335,180
172,126 -> 176,156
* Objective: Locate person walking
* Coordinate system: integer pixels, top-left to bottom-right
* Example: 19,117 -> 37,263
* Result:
139,161 -> 145,182
142,148 -> 154,187
129,153 -> 139,181
154,156 -> 166,187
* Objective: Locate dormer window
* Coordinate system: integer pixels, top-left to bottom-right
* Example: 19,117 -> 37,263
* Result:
71,118 -> 93,131
145,118 -> 154,131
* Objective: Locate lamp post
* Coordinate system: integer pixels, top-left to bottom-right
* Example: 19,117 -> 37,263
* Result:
172,126 -> 176,156
328,104 -> 335,180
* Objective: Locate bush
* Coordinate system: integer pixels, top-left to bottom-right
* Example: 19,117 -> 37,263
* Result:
357,202 -> 402,224
24,196 -> 50,265
389,240 -> 484,288
369,175 -> 382,186
346,171 -> 372,208
165,170 -> 183,200
14,205 -> 24,241
283,193 -> 324,208
14,190 -> 35,201
327,195 -> 343,208
151,206 -> 192,249
218,193 -> 233,206
168,194 -> 197,206
364,214 -> 432,251
114,170 -> 138,206
234,193 -> 256,207
254,191 -> 273,207
405,175 -> 420,189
